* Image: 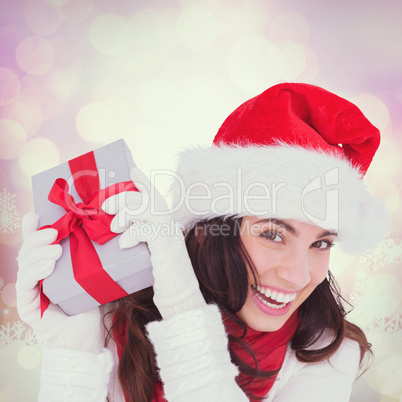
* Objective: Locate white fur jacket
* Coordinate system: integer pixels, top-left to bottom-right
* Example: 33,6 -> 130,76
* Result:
38,303 -> 360,401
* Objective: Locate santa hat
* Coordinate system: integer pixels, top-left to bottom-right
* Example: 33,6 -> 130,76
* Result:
170,83 -> 388,253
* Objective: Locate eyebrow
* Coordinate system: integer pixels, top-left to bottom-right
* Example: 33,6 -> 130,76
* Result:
318,229 -> 338,238
256,218 -> 338,239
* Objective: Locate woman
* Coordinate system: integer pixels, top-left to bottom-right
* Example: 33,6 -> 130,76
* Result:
16,83 -> 388,401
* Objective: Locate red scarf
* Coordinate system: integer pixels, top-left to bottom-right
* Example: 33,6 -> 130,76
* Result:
112,309 -> 299,402
222,310 -> 300,401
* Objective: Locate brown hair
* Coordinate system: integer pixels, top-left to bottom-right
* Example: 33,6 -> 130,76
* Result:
106,217 -> 372,401
104,287 -> 161,401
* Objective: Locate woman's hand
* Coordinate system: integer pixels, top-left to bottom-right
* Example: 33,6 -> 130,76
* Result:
16,213 -> 102,352
102,167 -> 205,319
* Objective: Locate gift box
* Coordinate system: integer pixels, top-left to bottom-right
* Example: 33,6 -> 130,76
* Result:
31,139 -> 154,316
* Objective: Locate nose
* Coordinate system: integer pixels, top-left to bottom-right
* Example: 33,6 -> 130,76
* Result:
275,248 -> 311,288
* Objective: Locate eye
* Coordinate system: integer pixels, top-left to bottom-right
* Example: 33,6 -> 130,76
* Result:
261,230 -> 282,242
311,240 -> 334,250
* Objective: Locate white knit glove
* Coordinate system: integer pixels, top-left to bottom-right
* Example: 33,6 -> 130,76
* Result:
102,167 -> 206,319
16,213 -> 102,353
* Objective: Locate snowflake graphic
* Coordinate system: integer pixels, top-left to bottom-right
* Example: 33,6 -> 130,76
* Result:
376,312 -> 402,336
360,235 -> 402,271
0,321 -> 37,348
349,276 -> 401,336
0,189 -> 21,235
0,321 -> 42,400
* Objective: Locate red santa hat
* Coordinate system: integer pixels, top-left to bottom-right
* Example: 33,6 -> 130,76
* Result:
170,83 -> 388,253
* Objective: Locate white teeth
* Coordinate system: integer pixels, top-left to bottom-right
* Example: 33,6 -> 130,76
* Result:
253,285 -> 297,304
255,292 -> 287,309
276,292 -> 285,303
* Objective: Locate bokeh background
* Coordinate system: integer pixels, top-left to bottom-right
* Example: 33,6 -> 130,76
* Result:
0,0 -> 401,400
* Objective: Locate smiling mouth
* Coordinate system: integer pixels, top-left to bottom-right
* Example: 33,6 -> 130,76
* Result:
251,285 -> 296,310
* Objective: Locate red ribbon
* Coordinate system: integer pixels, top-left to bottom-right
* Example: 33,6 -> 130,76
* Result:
39,151 -> 137,316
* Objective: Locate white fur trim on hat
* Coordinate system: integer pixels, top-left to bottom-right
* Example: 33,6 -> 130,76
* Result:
169,144 -> 388,254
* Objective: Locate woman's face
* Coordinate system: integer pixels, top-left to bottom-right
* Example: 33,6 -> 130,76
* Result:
237,216 -> 337,332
